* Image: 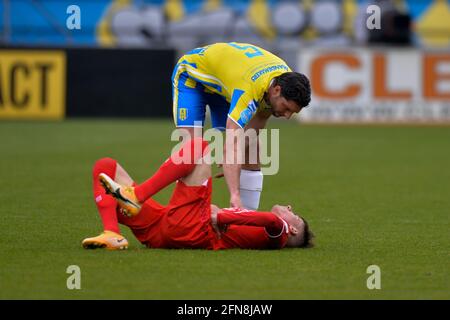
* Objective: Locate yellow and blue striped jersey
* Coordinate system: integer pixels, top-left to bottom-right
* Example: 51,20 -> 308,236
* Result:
172,42 -> 291,127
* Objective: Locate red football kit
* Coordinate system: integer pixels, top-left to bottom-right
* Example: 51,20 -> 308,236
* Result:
92,138 -> 289,250
116,178 -> 289,250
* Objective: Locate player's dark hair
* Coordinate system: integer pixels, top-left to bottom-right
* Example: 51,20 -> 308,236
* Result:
298,217 -> 314,249
274,72 -> 311,109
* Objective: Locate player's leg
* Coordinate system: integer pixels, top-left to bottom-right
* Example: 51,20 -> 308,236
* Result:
240,153 -> 263,211
207,93 -> 229,131
94,158 -> 134,232
82,158 -> 132,250
173,71 -> 206,140
135,137 -> 209,199
160,143 -> 214,249
133,69 -> 209,204
101,138 -> 210,216
180,145 -> 212,186
239,111 -> 265,210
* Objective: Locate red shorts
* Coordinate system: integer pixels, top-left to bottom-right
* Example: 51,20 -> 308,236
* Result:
118,178 -> 216,249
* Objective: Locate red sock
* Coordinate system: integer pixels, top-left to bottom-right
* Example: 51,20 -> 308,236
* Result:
92,157 -> 120,234
134,138 -> 208,203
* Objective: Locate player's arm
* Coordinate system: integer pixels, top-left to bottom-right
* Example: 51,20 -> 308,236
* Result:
242,110 -> 271,170
216,208 -> 288,238
224,89 -> 253,208
223,117 -> 243,208
225,90 -> 259,208
245,109 -> 271,131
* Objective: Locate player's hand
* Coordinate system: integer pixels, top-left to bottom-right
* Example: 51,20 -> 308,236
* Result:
230,194 -> 242,208
210,206 -> 227,239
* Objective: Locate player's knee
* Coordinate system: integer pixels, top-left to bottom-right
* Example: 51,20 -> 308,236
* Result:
92,157 -> 117,179
181,158 -> 211,186
190,137 -> 208,151
185,137 -> 209,162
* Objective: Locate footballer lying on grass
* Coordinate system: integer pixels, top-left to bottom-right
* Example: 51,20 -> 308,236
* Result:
82,138 -> 314,250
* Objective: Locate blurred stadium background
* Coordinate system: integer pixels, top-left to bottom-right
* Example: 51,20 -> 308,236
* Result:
1,1 -> 449,299
1,0 -> 449,122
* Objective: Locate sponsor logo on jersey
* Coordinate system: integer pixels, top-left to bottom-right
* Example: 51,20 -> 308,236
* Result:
251,64 -> 289,82
240,108 -> 253,124
239,100 -> 258,124
179,108 -> 188,121
248,100 -> 258,113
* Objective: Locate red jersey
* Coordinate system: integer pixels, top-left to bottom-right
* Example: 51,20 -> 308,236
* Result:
214,208 -> 289,249
118,179 -> 289,250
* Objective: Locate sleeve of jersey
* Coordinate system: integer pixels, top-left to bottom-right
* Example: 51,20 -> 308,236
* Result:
217,209 -> 289,239
228,89 -> 258,128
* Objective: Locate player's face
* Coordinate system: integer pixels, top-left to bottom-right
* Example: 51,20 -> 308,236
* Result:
271,205 -> 303,227
268,85 -> 302,119
272,205 -> 306,246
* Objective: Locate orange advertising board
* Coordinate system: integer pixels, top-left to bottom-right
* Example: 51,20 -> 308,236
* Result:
298,49 -> 450,122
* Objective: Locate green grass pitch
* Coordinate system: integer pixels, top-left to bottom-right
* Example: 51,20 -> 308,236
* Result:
1,120 -> 449,299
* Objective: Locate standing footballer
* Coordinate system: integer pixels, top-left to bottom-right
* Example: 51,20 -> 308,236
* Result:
171,42 -> 311,210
